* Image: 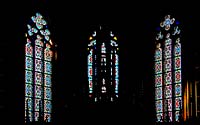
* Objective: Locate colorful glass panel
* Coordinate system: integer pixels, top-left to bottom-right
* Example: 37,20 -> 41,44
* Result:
25,12 -> 53,122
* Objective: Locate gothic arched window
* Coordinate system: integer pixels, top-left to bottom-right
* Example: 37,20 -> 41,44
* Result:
25,12 -> 54,123
87,26 -> 119,102
154,15 -> 182,122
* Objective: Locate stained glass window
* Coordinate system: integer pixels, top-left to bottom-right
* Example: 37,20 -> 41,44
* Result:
154,15 -> 182,122
87,27 -> 119,102
25,12 -> 53,123
110,31 -> 119,96
87,31 -> 96,96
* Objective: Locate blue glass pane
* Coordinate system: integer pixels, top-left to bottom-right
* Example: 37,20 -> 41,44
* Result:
44,74 -> 51,87
44,61 -> 52,74
44,87 -> 51,100
44,100 -> 51,113
26,57 -> 33,70
25,70 -> 33,84
25,84 -> 33,97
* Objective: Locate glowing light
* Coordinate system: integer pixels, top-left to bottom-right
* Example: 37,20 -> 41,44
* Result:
176,21 -> 180,25
87,28 -> 119,102
25,12 -> 53,123
55,51 -> 57,61
155,15 -> 182,122
49,39 -> 53,46
95,97 -> 97,102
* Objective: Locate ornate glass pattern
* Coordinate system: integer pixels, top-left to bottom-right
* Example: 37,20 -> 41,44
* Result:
87,29 -> 119,101
110,34 -> 119,96
155,15 -> 182,122
25,12 -> 53,123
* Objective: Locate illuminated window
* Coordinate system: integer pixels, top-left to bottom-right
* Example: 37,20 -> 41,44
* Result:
25,12 -> 54,123
155,15 -> 182,122
87,27 -> 119,102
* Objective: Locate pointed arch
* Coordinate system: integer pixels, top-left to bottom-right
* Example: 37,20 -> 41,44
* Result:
87,26 -> 119,102
154,15 -> 182,122
25,12 -> 55,123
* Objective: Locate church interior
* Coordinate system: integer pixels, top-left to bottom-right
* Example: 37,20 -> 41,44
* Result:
0,0 -> 200,124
